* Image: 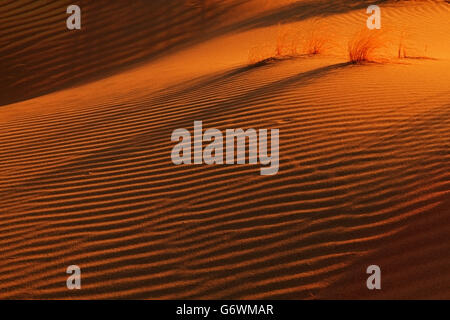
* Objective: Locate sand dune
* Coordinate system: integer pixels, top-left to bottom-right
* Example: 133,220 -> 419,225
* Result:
0,0 -> 449,299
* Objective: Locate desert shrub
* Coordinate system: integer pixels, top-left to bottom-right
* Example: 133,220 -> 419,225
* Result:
348,29 -> 386,63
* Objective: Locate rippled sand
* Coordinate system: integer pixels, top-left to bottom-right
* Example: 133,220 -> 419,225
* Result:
0,0 -> 449,299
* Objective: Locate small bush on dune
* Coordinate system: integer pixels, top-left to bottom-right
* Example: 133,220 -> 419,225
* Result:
248,22 -> 333,65
348,29 -> 386,64
398,31 -> 407,59
248,45 -> 277,65
302,22 -> 333,55
275,21 -> 334,57
275,24 -> 295,57
396,31 -> 433,60
304,31 -> 329,55
248,24 -> 297,65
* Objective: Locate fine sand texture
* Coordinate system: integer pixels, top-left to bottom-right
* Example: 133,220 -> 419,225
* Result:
0,0 -> 449,299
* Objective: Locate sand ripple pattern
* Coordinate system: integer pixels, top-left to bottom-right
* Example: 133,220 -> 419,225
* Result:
0,0 -> 449,299
0,56 -> 449,298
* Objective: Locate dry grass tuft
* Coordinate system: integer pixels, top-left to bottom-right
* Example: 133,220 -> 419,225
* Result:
248,21 -> 333,65
304,31 -> 329,55
275,24 -> 295,57
397,31 -> 434,60
398,31 -> 408,59
302,22 -> 333,55
248,24 -> 296,65
348,29 -> 386,64
248,45 -> 278,65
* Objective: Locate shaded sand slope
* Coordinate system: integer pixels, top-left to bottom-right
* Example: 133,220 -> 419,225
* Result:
320,196 -> 450,299
0,0 -> 246,106
0,1 -> 449,298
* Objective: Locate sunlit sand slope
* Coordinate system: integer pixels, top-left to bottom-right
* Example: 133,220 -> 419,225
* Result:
0,1 -> 449,299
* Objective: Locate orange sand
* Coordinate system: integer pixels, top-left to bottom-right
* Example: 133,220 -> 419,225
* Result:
0,0 -> 449,299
